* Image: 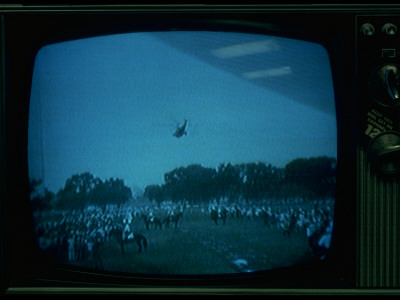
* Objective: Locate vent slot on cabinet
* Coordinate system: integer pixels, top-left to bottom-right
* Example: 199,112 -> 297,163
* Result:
358,146 -> 400,288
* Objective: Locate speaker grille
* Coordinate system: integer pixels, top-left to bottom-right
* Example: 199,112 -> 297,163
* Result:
358,146 -> 400,288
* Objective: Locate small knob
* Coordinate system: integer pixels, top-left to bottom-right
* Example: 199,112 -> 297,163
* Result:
360,23 -> 375,36
382,23 -> 398,36
367,131 -> 400,174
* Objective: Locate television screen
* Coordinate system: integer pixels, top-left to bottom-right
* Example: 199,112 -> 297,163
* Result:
28,31 -> 337,275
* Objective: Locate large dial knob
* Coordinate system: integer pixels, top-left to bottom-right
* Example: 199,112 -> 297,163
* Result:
367,131 -> 400,174
369,64 -> 400,108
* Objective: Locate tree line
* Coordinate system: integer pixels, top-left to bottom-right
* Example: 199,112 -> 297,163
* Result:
31,156 -> 336,210
31,173 -> 133,210
145,156 -> 336,205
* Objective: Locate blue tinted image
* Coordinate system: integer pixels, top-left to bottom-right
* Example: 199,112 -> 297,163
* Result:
29,31 -> 337,274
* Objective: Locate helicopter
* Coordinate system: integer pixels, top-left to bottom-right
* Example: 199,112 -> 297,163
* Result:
173,119 -> 188,138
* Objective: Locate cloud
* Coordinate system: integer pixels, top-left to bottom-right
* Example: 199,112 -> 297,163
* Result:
242,66 -> 292,79
211,39 -> 280,59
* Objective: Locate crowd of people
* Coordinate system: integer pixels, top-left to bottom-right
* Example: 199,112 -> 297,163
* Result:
35,205 -> 135,265
33,198 -> 334,267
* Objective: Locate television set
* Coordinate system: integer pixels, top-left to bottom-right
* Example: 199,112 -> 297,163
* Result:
2,3 -> 400,295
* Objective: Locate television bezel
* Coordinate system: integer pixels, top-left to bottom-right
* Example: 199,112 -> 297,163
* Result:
1,3 -> 381,295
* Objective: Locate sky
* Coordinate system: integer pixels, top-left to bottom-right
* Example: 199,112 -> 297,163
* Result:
28,31 -> 337,194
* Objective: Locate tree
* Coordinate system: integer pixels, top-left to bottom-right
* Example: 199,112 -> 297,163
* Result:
163,164 -> 217,202
214,163 -> 241,200
237,162 -> 284,202
144,184 -> 163,205
56,172 -> 100,208
56,172 -> 132,209
30,179 -> 55,212
285,156 -> 336,200
91,178 -> 133,206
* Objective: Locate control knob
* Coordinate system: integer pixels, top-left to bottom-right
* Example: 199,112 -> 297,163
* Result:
369,64 -> 400,107
382,23 -> 398,36
360,23 -> 375,36
367,131 -> 400,174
